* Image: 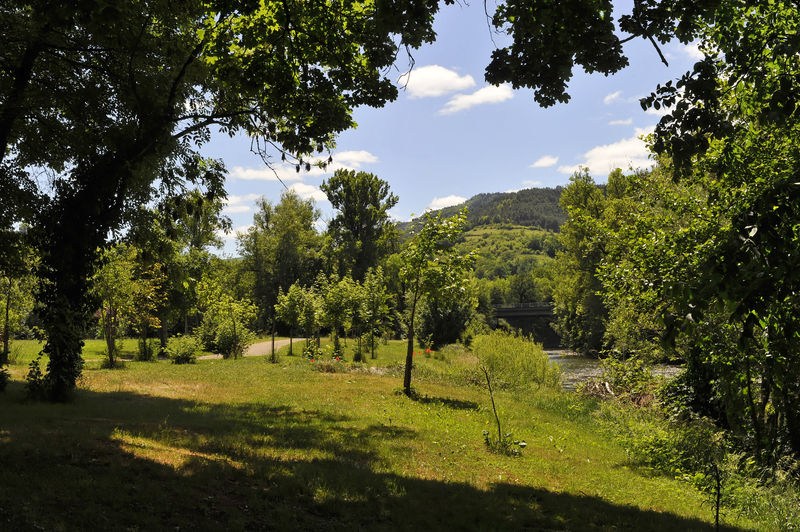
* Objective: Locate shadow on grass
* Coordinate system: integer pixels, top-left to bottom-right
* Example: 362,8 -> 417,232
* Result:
406,392 -> 479,411
0,380 -> 744,531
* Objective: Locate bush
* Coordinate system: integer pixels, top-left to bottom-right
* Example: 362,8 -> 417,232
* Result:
215,319 -> 255,359
134,338 -> 158,361
25,355 -> 45,399
471,331 -> 561,390
0,367 -> 9,392
166,335 -> 199,364
596,356 -> 657,403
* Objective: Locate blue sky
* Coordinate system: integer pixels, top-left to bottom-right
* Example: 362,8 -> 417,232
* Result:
202,2 -> 701,255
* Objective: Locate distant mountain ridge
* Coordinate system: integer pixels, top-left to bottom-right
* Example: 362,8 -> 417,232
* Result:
402,187 -> 567,232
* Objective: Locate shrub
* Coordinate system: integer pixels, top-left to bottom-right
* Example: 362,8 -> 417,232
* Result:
134,338 -> 158,361
167,335 -> 199,364
595,356 -> 657,404
25,355 -> 45,399
471,330 -> 561,390
214,319 -> 255,359
0,367 -> 9,392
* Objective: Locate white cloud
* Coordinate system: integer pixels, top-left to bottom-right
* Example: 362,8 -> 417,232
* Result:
333,150 -> 378,168
522,180 -> 542,187
398,65 -> 476,98
439,84 -> 514,115
229,150 -> 379,182
229,165 -> 308,182
289,182 -> 328,203
427,195 -> 467,211
558,126 -> 654,176
227,193 -> 262,205
216,224 -> 252,241
530,155 -> 558,168
608,118 -> 633,126
604,91 -> 622,105
683,42 -> 704,60
222,205 -> 252,214
645,106 -> 671,117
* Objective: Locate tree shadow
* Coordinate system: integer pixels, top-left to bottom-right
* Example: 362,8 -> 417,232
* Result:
406,392 -> 479,411
0,383 -> 747,531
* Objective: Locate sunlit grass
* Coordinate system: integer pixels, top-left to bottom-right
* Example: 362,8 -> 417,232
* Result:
0,344 -> 760,530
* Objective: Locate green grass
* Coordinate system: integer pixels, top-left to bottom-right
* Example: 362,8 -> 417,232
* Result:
0,343 -> 762,530
6,338 -> 143,366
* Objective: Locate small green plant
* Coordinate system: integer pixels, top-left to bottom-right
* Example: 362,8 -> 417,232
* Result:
303,342 -> 323,359
482,429 -> 527,456
166,335 -> 199,365
25,354 -> 45,399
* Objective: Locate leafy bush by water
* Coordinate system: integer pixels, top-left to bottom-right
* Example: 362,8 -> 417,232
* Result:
470,331 -> 561,390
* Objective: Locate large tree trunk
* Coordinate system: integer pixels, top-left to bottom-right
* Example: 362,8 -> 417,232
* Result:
36,147 -> 148,399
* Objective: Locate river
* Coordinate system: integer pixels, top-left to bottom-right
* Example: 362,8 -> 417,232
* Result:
545,350 -> 683,390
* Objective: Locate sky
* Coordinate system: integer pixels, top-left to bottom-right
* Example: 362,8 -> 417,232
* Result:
201,2 -> 702,255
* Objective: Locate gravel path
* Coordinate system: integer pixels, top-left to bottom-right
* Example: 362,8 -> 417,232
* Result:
197,338 -> 304,360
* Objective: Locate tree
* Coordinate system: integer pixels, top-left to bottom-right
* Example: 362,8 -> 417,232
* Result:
321,169 -> 398,281
619,2 -> 800,462
416,296 -> 476,350
90,244 -> 162,367
400,210 -> 475,395
317,274 -> 353,358
297,285 -> 322,358
275,284 -> 304,357
1,254 -> 36,365
1,0 -> 452,400
240,191 -> 323,343
552,169 -> 609,357
197,274 -> 256,359
361,267 -> 391,359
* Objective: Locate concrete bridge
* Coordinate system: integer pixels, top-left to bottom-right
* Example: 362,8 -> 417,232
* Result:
492,302 -> 559,347
493,302 -> 554,319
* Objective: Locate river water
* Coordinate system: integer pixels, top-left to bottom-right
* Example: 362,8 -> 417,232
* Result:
545,350 -> 683,391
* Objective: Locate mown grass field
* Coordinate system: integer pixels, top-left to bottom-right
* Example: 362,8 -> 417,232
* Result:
0,340 -> 759,530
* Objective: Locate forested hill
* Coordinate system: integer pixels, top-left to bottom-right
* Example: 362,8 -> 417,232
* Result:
402,187 -> 566,232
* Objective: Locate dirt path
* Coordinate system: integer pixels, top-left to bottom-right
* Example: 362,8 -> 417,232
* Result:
197,338 -> 304,360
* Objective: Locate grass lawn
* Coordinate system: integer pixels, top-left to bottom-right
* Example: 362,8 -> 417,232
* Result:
7,338 -> 143,366
0,341 -> 759,530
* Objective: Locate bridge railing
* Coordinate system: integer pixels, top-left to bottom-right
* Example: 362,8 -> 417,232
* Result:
492,302 -> 554,310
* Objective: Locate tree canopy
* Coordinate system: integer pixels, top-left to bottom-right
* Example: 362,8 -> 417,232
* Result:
321,169 -> 398,281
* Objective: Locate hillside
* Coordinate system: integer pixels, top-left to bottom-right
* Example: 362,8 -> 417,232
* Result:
463,224 -> 559,279
401,187 -> 566,233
